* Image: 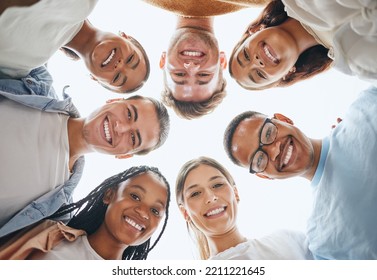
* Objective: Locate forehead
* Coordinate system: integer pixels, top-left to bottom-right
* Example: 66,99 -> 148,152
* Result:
119,172 -> 168,201
231,116 -> 265,166
184,164 -> 226,188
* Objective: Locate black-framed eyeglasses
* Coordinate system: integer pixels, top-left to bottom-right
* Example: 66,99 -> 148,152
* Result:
249,118 -> 278,174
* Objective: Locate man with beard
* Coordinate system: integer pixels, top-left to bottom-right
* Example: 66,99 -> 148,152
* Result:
222,85 -> 377,259
142,0 -> 269,119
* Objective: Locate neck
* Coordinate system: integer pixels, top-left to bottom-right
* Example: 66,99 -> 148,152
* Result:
280,18 -> 319,54
65,20 -> 99,59
67,118 -> 91,170
88,226 -> 127,260
206,226 -> 246,258
176,16 -> 214,33
303,138 -> 322,181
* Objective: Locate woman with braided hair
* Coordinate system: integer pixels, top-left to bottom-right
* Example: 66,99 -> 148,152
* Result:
0,165 -> 170,260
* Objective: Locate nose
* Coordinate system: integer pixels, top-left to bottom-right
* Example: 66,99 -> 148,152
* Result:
265,140 -> 281,162
253,54 -> 264,67
183,61 -> 200,74
114,120 -> 129,135
135,205 -> 149,220
114,58 -> 122,69
205,191 -> 218,204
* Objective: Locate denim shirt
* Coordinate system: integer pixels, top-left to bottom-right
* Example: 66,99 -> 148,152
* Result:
0,66 -> 85,238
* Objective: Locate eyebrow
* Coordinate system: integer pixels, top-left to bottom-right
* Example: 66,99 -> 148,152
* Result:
136,130 -> 142,148
131,56 -> 140,70
248,72 -> 257,83
171,78 -> 210,86
131,104 -> 138,122
236,53 -> 244,67
185,175 -> 224,192
131,184 -> 166,208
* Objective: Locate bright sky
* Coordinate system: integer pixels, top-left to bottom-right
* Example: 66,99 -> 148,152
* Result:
48,1 -> 369,260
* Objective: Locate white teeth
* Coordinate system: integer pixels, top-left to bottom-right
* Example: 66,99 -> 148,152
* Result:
102,49 -> 115,66
283,144 -> 293,165
206,207 -> 225,217
182,51 -> 203,57
103,118 -> 112,144
263,45 -> 277,63
125,217 -> 144,231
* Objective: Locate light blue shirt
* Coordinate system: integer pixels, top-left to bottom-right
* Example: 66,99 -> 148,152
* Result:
308,86 -> 377,259
0,66 -> 85,238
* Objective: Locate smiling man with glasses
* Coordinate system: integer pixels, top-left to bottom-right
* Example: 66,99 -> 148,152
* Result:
223,86 -> 377,260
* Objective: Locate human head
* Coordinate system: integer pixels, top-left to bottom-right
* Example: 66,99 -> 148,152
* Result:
229,0 -> 332,90
65,28 -> 150,94
224,111 -> 317,180
176,157 -> 239,259
82,95 -> 170,157
50,165 -> 171,260
160,25 -> 227,119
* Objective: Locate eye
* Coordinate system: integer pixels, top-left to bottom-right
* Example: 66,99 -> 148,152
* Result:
190,191 -> 201,198
127,108 -> 132,120
243,48 -> 250,61
130,193 -> 140,201
126,54 -> 134,64
265,127 -> 272,140
212,183 -> 224,189
198,73 -> 210,77
151,208 -> 160,216
256,70 -> 266,79
174,72 -> 185,77
130,132 -> 135,146
113,72 -> 120,83
256,153 -> 264,168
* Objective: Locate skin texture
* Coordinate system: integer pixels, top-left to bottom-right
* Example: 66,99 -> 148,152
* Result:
180,164 -> 245,257
67,21 -> 148,93
230,114 -> 321,180
67,98 -> 159,169
160,17 -> 226,102
229,19 -> 318,90
88,172 -> 168,259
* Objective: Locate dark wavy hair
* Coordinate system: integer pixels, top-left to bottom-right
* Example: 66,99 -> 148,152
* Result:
49,165 -> 171,260
229,0 -> 333,90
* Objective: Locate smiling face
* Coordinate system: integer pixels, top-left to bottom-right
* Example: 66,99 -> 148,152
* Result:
84,33 -> 148,93
82,98 -> 159,156
230,116 -> 315,179
229,26 -> 299,89
161,28 -> 226,102
180,164 -> 239,237
102,172 -> 168,246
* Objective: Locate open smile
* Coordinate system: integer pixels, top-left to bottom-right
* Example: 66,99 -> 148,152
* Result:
124,216 -> 145,232
101,48 -> 116,68
279,137 -> 294,170
103,116 -> 113,145
204,206 -> 227,218
260,42 -> 279,65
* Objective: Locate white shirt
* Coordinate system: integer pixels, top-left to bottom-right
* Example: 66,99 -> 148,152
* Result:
31,235 -> 103,260
210,230 -> 313,260
0,0 -> 98,78
0,99 -> 70,227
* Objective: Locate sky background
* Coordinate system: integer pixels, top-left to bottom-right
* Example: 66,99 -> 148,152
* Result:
48,1 -> 369,260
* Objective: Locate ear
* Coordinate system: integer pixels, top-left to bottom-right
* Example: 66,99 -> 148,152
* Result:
248,24 -> 265,35
106,98 -> 124,104
103,188 -> 115,204
179,205 -> 190,222
220,51 -> 227,69
89,74 -> 97,81
159,52 -> 166,69
256,173 -> 274,180
273,113 -> 294,125
233,186 -> 240,203
115,154 -> 133,159
118,31 -> 129,39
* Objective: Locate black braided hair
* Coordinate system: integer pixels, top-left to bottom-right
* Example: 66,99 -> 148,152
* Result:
49,165 -> 170,260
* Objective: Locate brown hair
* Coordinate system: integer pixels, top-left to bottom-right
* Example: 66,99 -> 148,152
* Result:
229,0 -> 333,90
176,156 -> 236,259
